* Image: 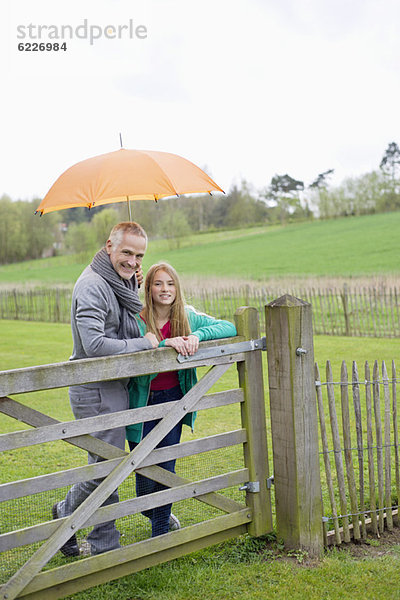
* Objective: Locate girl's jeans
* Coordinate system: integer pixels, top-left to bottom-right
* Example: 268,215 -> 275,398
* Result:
129,384 -> 183,537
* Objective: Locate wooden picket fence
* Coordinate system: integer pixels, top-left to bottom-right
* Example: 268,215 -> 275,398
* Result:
1,284 -> 400,337
315,359 -> 400,544
190,285 -> 400,338
0,288 -> 70,323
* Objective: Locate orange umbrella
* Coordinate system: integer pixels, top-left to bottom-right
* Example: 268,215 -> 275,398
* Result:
36,148 -> 224,216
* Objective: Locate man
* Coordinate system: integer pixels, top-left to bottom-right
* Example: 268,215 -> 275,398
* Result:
53,222 -> 158,557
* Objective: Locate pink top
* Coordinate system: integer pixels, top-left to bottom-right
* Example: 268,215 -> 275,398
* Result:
146,319 -> 180,391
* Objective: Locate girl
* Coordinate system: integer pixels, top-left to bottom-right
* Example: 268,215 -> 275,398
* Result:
127,262 -> 237,537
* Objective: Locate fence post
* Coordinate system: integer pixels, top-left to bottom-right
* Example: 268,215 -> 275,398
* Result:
265,294 -> 323,556
341,283 -> 351,336
235,306 -> 273,536
13,289 -> 19,320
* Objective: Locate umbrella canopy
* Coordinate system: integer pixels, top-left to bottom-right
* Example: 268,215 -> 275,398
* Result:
36,149 -> 224,215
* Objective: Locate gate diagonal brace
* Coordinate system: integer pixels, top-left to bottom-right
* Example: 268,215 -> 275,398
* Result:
176,337 -> 266,364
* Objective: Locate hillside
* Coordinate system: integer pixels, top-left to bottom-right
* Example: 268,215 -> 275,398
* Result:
0,212 -> 399,286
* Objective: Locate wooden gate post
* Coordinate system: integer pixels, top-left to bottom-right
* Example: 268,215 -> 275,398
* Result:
265,294 -> 323,556
235,306 -> 273,536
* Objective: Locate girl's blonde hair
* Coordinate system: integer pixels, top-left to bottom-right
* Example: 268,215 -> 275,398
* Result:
143,262 -> 191,341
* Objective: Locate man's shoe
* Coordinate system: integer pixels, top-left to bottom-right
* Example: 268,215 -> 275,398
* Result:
169,513 -> 181,531
52,503 -> 80,557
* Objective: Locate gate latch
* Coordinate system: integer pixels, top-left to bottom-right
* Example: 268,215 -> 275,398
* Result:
239,481 -> 260,493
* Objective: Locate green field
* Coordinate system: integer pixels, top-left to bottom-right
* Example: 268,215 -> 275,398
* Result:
0,212 -> 399,285
160,212 -> 400,280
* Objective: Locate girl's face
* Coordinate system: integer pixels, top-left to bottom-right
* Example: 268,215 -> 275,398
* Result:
151,269 -> 177,309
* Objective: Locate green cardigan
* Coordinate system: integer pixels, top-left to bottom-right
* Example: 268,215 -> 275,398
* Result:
126,307 -> 237,443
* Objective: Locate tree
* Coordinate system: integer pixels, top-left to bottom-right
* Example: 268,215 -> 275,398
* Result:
308,169 -> 334,218
309,169 -> 334,190
181,194 -> 215,232
159,209 -> 192,249
21,199 -> 61,259
61,206 -> 93,225
225,181 -> 267,228
379,142 -> 400,210
92,208 -> 120,247
344,171 -> 384,215
265,174 -> 304,224
65,222 -> 97,257
0,196 -> 28,263
380,142 -> 400,182
312,171 -> 387,219
0,196 -> 62,263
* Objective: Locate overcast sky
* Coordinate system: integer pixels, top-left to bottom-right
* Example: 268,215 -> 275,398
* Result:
1,0 -> 400,201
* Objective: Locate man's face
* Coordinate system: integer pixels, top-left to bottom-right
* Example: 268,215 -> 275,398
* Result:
106,233 -> 147,280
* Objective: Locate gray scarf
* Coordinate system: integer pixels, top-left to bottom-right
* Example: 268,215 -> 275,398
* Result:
91,247 -> 143,339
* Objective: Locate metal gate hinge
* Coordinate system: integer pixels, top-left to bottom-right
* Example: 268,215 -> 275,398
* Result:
239,481 -> 260,493
177,337 -> 266,363
266,475 -> 274,489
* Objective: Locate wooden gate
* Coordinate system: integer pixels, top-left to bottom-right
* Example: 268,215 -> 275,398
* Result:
0,307 -> 271,599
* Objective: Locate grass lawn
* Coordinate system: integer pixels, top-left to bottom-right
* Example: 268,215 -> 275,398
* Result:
1,321 -> 400,598
65,538 -> 400,600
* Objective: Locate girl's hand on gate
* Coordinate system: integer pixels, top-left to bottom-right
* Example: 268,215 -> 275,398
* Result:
165,336 -> 189,355
183,335 -> 199,356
